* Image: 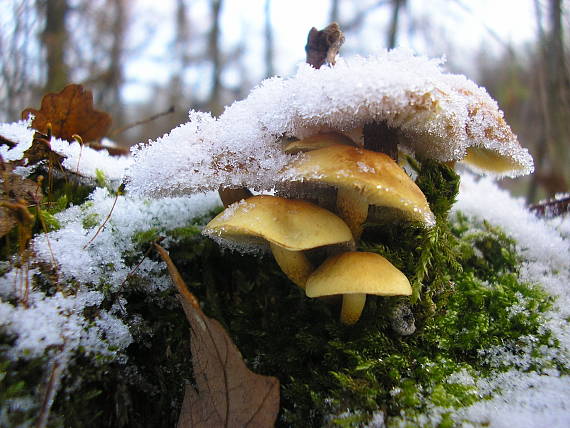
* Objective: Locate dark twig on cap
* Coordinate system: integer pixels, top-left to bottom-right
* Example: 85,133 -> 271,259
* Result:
305,22 -> 345,69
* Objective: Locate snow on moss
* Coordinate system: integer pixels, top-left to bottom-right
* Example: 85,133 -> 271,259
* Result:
126,49 -> 533,198
33,188 -> 220,288
0,119 -> 131,181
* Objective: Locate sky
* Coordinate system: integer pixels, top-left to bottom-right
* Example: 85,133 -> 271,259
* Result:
123,0 -> 539,103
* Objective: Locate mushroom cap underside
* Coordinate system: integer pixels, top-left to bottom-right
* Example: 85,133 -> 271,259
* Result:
203,195 -> 354,251
282,144 -> 435,226
305,251 -> 412,297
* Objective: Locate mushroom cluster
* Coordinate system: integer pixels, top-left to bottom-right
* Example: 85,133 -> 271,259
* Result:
204,132 -> 436,325
127,50 -> 534,325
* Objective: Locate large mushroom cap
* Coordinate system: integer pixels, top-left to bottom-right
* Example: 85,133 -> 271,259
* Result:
203,195 -> 353,252
306,252 -> 412,298
282,144 -> 435,227
126,51 -> 532,198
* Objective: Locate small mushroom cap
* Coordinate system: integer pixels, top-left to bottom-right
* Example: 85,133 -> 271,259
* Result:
283,132 -> 356,154
283,144 -> 435,226
203,195 -> 353,252
305,252 -> 412,297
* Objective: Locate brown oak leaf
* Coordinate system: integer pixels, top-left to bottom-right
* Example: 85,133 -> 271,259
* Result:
21,84 -> 111,143
155,244 -> 280,428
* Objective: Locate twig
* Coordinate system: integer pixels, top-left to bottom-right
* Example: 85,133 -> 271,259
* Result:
109,106 -> 175,138
118,236 -> 164,290
36,351 -> 65,428
83,183 -> 124,249
529,194 -> 570,218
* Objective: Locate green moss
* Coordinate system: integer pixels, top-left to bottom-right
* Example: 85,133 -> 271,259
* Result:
0,158 -> 562,427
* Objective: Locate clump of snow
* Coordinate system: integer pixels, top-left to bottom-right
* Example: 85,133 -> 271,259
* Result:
49,136 -> 132,181
127,49 -> 533,198
0,118 -> 35,161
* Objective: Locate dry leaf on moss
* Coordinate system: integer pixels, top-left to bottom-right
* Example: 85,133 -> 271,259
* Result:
154,244 -> 280,428
0,163 -> 42,238
21,84 -> 111,143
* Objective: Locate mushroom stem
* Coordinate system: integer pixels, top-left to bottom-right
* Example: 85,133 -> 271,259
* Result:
340,293 -> 367,325
269,242 -> 314,289
218,187 -> 253,207
336,187 -> 368,240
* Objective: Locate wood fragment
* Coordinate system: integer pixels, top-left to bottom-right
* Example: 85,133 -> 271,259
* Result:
529,194 -> 570,218
305,22 -> 345,69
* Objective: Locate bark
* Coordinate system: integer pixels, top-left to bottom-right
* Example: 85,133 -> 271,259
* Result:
264,0 -> 274,78
41,0 -> 69,93
208,0 -> 224,116
387,0 -> 404,49
305,23 -> 345,69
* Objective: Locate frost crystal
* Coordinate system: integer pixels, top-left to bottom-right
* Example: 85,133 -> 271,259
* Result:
127,49 -> 533,198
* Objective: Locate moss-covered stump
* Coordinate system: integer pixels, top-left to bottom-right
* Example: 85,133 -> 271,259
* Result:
0,160 -> 567,427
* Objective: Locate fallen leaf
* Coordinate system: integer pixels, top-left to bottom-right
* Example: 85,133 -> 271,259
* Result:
0,162 -> 42,238
154,244 -> 280,428
21,84 -> 111,143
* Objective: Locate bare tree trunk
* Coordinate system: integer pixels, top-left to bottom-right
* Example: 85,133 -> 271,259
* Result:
40,0 -> 69,93
264,0 -> 274,78
101,0 -> 126,125
528,0 -> 570,201
387,0 -> 404,49
208,0 -> 224,116
329,0 -> 340,23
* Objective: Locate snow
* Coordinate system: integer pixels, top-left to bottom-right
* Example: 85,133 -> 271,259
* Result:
0,118 -> 35,161
0,119 -> 131,181
127,49 -> 533,198
33,188 -> 220,288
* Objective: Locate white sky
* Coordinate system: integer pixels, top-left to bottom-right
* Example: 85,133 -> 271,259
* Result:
123,0 -> 538,102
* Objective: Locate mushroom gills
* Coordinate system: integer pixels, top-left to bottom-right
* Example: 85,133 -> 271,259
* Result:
462,147 -> 525,174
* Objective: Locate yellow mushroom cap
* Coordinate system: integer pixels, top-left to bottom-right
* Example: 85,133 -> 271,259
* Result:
305,252 -> 412,297
203,195 -> 353,252
282,144 -> 435,227
283,132 -> 357,154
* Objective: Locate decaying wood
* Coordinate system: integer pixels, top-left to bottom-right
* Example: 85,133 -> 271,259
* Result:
529,194 -> 570,218
305,22 -> 345,69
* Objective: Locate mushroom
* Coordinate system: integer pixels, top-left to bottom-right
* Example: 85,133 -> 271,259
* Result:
281,144 -> 435,239
305,251 -> 412,325
203,195 -> 354,288
283,132 -> 357,154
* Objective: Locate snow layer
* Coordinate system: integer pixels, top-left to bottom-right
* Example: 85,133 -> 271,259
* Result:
0,119 -> 131,181
127,50 -> 533,198
449,174 -> 570,427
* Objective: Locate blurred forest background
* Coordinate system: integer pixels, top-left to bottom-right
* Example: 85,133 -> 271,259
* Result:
1,0 -> 569,202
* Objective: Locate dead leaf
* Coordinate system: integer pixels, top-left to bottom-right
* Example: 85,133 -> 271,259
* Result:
21,84 -> 111,143
0,162 -> 42,238
154,244 -> 280,428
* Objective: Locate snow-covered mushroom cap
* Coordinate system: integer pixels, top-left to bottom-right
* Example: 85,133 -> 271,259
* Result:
126,49 -> 533,198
